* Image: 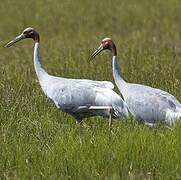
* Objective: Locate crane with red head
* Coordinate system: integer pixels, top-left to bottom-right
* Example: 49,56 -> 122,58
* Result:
91,38 -> 181,127
5,28 -> 129,134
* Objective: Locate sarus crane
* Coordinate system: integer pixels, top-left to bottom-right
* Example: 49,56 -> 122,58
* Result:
5,28 -> 129,132
91,38 -> 181,127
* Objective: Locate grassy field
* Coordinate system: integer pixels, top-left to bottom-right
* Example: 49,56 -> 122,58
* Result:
0,0 -> 181,179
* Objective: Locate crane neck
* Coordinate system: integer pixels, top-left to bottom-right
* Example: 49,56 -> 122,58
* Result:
112,56 -> 127,92
111,43 -> 117,56
34,42 -> 48,82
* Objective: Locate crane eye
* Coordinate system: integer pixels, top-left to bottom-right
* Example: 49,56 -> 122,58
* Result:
104,41 -> 109,48
23,30 -> 33,35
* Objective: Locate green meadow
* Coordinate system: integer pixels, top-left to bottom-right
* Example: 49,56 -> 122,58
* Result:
0,0 -> 181,179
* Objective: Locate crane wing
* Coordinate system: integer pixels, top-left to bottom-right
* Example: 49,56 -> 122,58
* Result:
124,83 -> 181,122
43,77 -> 124,115
73,79 -> 114,89
45,79 -> 108,108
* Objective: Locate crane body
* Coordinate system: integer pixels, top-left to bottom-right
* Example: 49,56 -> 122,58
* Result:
5,28 -> 129,127
91,38 -> 181,127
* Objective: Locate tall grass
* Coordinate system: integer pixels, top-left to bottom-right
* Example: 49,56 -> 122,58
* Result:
0,0 -> 181,179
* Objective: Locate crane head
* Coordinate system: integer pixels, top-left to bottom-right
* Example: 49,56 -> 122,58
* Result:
5,27 -> 40,48
90,38 -> 117,60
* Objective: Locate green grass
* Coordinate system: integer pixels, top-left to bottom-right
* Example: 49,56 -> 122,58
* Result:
0,0 -> 181,179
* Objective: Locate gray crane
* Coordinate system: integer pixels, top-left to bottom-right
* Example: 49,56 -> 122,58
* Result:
5,28 -> 129,132
91,38 -> 181,127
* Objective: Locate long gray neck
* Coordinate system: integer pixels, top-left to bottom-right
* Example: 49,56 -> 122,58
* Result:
112,56 -> 127,93
34,42 -> 48,82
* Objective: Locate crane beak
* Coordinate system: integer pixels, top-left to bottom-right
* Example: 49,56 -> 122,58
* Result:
90,44 -> 103,60
5,33 -> 25,48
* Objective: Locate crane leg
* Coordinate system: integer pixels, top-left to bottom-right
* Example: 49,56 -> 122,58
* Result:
76,120 -> 83,145
108,108 -> 113,134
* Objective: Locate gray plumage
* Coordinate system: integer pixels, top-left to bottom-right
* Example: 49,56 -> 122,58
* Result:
113,56 -> 181,126
36,44 -> 129,122
91,38 -> 181,127
5,28 -> 129,124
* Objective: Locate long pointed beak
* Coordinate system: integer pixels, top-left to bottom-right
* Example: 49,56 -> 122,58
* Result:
90,44 -> 103,60
5,33 -> 25,48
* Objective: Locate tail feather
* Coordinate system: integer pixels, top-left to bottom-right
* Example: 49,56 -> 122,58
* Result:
112,99 -> 129,118
165,109 -> 181,125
